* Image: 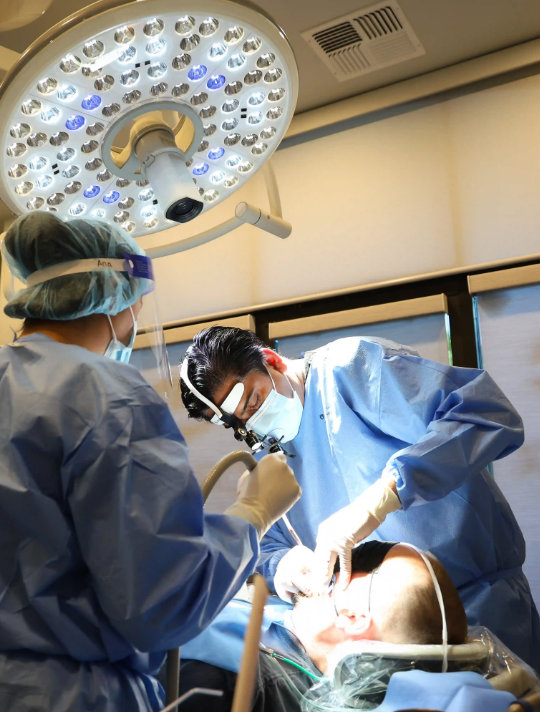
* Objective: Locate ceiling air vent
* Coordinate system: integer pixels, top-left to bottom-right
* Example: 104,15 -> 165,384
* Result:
301,0 -> 425,82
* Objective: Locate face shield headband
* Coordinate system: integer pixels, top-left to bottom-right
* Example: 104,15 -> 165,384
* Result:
21,254 -> 175,399
25,254 -> 154,292
179,357 -> 244,426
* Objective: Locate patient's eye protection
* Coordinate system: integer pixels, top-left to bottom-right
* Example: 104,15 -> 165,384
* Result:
329,566 -> 380,618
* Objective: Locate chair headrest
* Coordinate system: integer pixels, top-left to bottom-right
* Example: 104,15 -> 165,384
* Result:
327,638 -> 489,680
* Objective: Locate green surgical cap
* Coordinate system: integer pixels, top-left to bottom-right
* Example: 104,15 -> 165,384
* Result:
2,211 -> 153,320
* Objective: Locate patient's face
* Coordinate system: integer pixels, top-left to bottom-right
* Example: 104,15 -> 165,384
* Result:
290,588 -> 337,645
289,542 -> 399,671
290,570 -> 373,648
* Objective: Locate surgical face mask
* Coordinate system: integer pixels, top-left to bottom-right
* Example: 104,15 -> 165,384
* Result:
104,306 -> 137,364
246,367 -> 303,443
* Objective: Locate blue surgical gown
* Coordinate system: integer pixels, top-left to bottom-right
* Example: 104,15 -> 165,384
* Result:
257,337 -> 540,671
0,333 -> 259,712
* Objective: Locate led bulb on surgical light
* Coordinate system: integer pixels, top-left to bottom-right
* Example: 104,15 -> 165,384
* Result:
0,0 -> 298,236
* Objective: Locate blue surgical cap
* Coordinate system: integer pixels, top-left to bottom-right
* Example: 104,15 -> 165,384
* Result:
2,211 -> 153,320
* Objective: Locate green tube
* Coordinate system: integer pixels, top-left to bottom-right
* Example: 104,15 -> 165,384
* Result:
266,651 -> 322,681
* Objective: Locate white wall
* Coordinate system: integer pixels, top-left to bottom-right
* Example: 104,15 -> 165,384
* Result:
129,72 -> 540,325
447,79 -> 540,264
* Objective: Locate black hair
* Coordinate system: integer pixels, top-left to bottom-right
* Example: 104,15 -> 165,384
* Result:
334,540 -> 397,575
180,326 -> 269,420
341,541 -> 467,645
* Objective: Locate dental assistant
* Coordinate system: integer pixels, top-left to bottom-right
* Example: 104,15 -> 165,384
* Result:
180,326 -> 540,673
0,213 -> 300,712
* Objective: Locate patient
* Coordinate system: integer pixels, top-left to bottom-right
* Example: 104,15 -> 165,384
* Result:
177,541 -> 468,711
290,540 -> 467,674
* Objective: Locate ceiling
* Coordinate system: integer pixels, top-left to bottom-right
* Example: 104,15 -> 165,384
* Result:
1,0 -> 540,116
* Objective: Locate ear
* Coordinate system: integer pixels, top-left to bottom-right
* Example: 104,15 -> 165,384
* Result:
334,609 -> 375,640
262,348 -> 287,373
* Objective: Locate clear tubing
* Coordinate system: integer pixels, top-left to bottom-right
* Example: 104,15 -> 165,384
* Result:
281,512 -> 302,546
399,542 -> 449,672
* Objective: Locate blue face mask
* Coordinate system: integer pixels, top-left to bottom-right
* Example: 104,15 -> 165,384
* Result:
245,367 -> 303,443
104,306 -> 136,364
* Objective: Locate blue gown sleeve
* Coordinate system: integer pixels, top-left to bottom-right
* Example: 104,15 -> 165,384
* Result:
256,520 -> 292,591
339,339 -> 524,509
63,376 -> 259,653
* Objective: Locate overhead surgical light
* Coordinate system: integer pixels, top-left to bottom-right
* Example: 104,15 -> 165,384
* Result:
0,0 -> 298,239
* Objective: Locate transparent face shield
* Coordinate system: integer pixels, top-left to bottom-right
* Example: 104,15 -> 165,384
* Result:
132,290 -> 174,401
113,256 -> 174,402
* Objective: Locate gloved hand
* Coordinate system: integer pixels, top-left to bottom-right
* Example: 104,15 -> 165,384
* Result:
225,453 -> 301,537
274,545 -> 317,603
313,477 -> 401,589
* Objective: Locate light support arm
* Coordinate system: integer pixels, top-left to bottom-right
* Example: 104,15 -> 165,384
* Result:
236,159 -> 292,237
145,214 -> 242,257
235,200 -> 291,239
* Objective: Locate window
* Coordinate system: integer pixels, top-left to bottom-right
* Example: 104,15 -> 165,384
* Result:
469,265 -> 540,609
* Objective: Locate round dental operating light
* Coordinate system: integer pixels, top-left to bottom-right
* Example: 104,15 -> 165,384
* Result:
0,0 -> 298,237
